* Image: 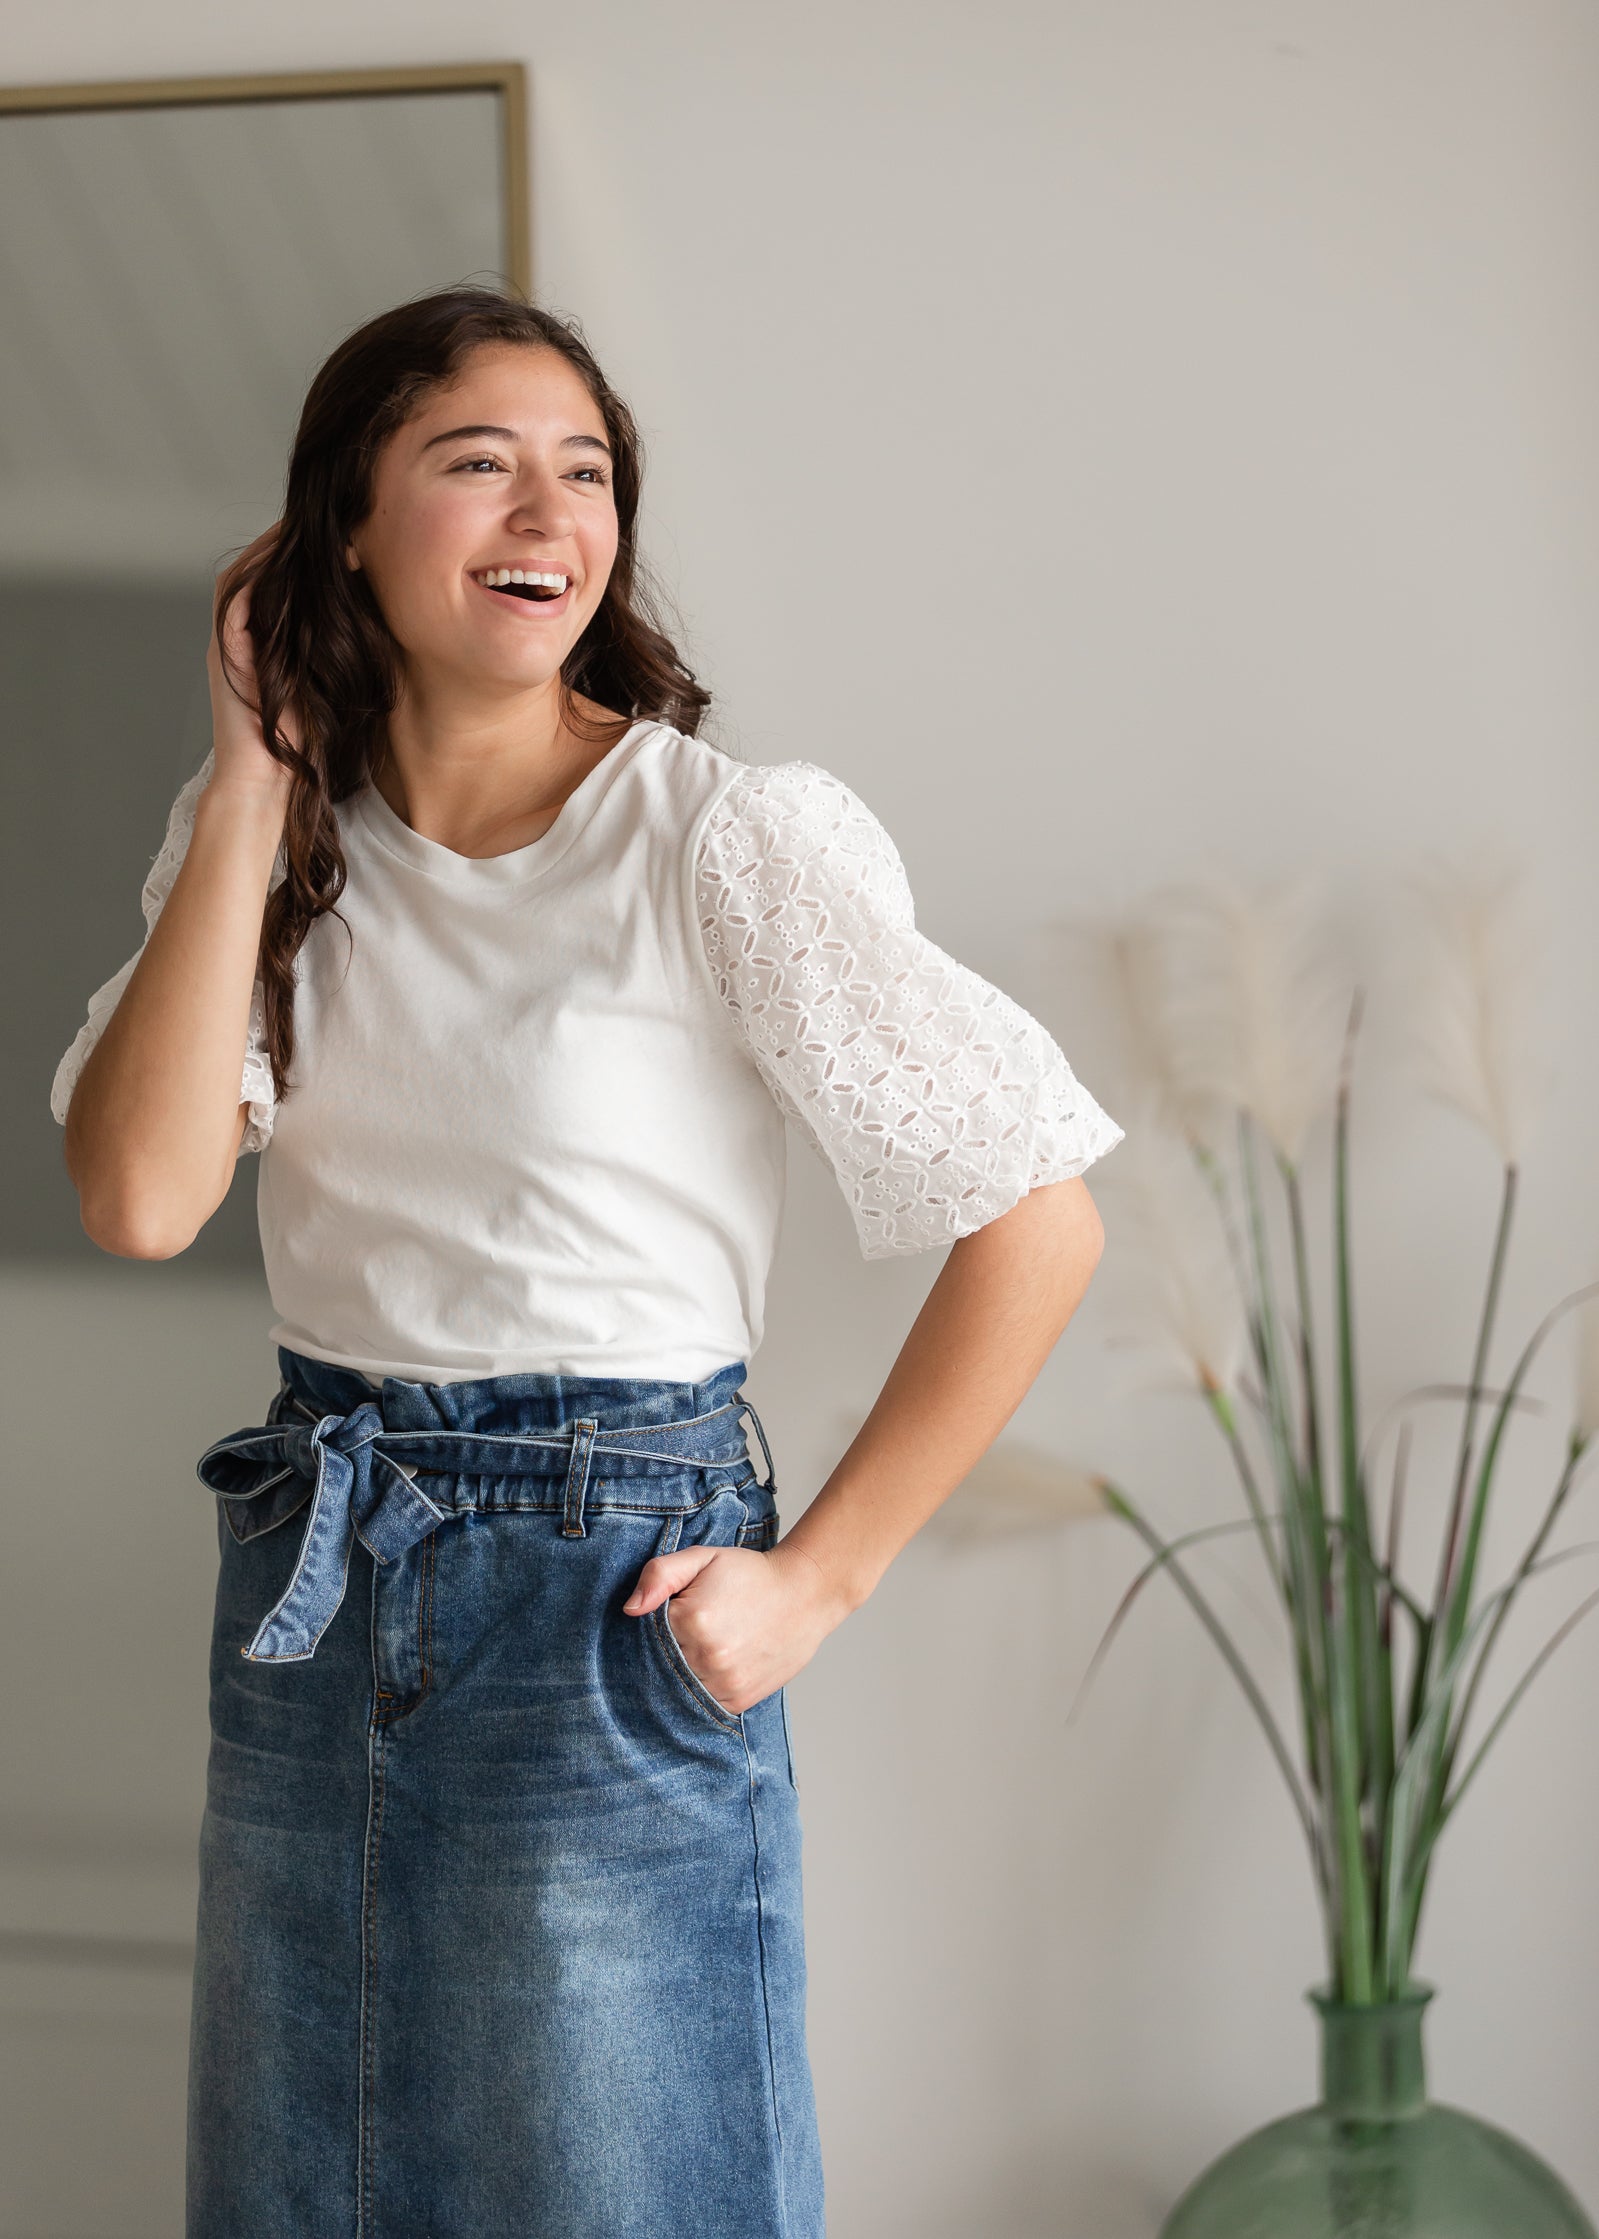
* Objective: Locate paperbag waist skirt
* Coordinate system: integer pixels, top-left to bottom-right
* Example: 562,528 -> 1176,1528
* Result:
185,1345 -> 825,2239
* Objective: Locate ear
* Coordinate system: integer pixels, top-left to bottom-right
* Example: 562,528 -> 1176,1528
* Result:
344,544 -> 361,571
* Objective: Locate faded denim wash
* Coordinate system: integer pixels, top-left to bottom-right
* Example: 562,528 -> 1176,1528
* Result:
186,1346 -> 824,2238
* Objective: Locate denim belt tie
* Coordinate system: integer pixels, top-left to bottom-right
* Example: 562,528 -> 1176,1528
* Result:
196,1395 -> 775,1667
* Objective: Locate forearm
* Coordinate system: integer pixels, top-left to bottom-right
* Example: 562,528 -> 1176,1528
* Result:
777,1173 -> 1106,1617
65,775 -> 287,1256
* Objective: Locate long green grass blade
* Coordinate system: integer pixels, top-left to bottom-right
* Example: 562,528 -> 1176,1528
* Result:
1327,1521 -> 1429,1634
1238,1117 -> 1335,1909
1443,1583 -> 1599,1818
1409,1282 -> 1599,1872
1332,997 -> 1389,1864
1423,1165 -> 1518,1701
1070,1512 -> 1288,1725
1440,1284 -> 1599,1669
1096,1480 -> 1323,1878
1285,1145 -> 1372,2001
1381,1542 -> 1599,1983
1381,1589 -> 1504,1985
1204,1380 -> 1289,1605
1442,1430 -> 1594,1791
1375,1417 -> 1413,1907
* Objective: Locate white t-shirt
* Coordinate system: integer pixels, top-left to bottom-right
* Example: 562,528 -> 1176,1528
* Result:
51,718 -> 1124,1383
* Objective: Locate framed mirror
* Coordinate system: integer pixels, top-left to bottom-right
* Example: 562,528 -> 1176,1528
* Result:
5,61 -> 529,1268
0,69 -> 528,2228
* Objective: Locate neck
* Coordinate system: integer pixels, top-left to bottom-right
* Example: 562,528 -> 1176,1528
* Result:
370,684 -> 632,855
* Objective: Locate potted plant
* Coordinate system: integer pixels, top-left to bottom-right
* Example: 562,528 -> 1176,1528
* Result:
937,853 -> 1599,2236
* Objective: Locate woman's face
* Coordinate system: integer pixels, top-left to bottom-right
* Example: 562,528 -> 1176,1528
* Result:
345,340 -> 620,700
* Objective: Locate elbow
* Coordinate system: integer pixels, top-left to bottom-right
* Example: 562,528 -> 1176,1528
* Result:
962,1172 -> 1106,1289
63,1097 -> 215,1259
78,1190 -> 198,1260
71,1148 -> 204,1258
1033,1175 -> 1106,1306
1080,1189 -> 1107,1270
1029,1171 -> 1106,1269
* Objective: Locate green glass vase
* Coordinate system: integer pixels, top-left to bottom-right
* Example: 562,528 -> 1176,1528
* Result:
1162,1986 -> 1596,2239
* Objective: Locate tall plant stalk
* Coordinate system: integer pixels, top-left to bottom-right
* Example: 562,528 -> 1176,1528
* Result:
1090,984 -> 1599,2002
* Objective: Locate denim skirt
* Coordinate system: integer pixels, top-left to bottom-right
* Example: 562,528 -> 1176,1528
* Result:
186,1346 -> 825,2239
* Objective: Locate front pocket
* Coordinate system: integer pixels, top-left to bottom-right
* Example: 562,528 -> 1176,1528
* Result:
653,1599 -> 741,1732
639,1494 -> 749,1736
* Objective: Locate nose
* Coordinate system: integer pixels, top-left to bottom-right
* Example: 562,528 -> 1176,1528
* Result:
502,461 -> 577,540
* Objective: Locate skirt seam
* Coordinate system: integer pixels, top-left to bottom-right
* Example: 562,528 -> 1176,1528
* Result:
360,1700 -> 389,2233
743,1720 -> 790,2236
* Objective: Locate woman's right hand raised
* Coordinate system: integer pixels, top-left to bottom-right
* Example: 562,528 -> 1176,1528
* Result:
207,524 -> 298,799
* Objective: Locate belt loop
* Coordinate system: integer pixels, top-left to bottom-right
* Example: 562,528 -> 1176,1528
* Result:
561,1417 -> 599,1538
737,1397 -> 777,1495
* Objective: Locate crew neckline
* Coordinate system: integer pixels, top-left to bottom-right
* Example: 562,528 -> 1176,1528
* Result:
348,718 -> 656,888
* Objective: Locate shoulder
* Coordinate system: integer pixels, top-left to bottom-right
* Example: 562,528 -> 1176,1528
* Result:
689,753 -> 916,942
635,725 -> 902,865
695,755 -> 909,886
703,753 -> 881,830
633,726 -> 916,919
615,719 -> 753,833
639,722 -> 886,833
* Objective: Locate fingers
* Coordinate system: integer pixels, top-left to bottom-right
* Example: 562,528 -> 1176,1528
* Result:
622,1545 -> 719,1617
215,519 -> 283,649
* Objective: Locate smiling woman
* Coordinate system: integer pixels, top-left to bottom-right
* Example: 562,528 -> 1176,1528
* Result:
329,335 -> 640,852
343,351 -> 619,746
47,283 -> 1122,2239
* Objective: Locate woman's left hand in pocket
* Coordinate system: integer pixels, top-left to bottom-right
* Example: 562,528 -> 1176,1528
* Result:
623,1542 -> 848,1714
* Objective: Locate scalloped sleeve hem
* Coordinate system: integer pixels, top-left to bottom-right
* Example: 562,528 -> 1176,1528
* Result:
693,757 -> 1125,1260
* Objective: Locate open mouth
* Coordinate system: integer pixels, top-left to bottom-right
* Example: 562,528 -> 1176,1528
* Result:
470,568 -> 574,616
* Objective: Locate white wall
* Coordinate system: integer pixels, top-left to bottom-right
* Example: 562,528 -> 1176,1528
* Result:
8,6 -> 1599,2234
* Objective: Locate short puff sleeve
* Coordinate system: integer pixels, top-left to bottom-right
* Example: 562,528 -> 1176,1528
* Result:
693,759 -> 1124,1258
49,748 -> 279,1159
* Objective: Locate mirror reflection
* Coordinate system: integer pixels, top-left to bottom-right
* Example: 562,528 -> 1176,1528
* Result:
8,77 -> 515,1267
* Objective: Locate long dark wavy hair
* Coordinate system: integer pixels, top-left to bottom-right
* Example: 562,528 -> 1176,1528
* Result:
213,286 -> 713,1112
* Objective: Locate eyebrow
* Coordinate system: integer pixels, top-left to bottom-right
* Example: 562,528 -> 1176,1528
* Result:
419,423 -> 612,459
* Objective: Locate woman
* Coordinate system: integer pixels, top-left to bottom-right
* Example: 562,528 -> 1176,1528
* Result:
51,287 -> 1123,2239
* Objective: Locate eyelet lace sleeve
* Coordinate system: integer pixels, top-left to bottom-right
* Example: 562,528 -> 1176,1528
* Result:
693,759 -> 1125,1258
49,747 -> 280,1159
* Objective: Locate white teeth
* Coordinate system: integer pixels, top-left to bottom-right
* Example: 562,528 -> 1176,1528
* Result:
476,567 -> 569,591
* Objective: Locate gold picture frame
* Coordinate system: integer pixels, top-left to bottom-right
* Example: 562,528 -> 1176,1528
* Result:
0,58 -> 530,293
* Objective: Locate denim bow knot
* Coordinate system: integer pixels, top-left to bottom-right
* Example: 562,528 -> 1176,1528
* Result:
196,1401 -> 450,1664
198,1381 -> 775,1669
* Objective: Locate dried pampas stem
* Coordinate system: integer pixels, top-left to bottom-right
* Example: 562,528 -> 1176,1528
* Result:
1145,869 -> 1349,1167
1402,844 -> 1545,1165
925,1440 -> 1110,1541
